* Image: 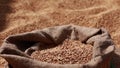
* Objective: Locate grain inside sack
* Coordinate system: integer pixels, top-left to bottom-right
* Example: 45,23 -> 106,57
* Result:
31,39 -> 93,64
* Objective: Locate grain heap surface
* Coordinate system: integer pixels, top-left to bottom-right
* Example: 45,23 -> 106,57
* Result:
0,57 -> 7,68
31,39 -> 93,64
0,0 -> 120,67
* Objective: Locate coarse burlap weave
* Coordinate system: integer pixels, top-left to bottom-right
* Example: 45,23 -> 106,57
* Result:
0,24 -> 115,68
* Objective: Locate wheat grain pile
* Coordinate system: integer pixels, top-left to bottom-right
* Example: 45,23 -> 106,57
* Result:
0,57 -> 6,68
31,39 -> 93,64
0,0 -> 120,67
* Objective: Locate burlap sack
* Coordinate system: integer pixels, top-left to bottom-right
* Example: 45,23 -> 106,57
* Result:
0,24 -> 115,68
111,47 -> 120,68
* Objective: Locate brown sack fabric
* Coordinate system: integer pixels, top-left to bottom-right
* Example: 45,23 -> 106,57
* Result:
111,47 -> 120,68
0,24 -> 115,68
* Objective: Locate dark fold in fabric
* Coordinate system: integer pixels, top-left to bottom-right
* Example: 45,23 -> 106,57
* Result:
0,24 -> 115,68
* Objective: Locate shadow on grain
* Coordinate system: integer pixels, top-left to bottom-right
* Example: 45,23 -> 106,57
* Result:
0,0 -> 13,32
